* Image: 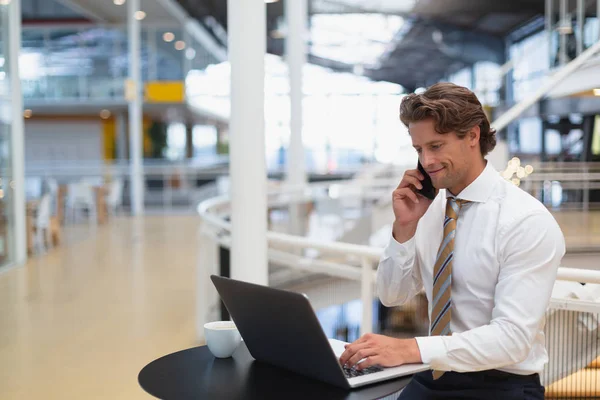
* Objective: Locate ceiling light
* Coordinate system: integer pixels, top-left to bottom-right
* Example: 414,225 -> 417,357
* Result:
185,48 -> 196,60
134,11 -> 146,20
163,32 -> 175,42
594,88 -> 600,96
113,0 -> 125,5
175,40 -> 186,50
0,0 -> 12,5
100,109 -> 111,119
265,0 -> 279,3
23,109 -> 32,118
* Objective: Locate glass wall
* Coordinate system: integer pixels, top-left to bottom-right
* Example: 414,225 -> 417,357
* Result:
186,55 -> 416,173
0,3 -> 14,268
19,25 -> 219,101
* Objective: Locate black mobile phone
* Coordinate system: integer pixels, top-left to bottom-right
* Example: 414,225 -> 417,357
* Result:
417,161 -> 436,200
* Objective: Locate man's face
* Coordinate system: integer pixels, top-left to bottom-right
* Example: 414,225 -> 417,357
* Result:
409,119 -> 476,193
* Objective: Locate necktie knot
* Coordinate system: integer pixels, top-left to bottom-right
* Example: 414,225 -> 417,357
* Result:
445,198 -> 470,220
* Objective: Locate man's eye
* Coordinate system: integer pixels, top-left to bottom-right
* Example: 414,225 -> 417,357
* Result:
431,144 -> 441,150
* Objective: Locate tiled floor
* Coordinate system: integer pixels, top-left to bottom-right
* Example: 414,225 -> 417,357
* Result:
0,216 -> 200,400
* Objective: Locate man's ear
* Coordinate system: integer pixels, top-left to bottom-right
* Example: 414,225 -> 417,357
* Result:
469,125 -> 481,149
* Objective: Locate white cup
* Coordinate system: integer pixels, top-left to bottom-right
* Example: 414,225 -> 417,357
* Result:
204,321 -> 242,358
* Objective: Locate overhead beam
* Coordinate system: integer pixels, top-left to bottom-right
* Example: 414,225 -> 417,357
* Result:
155,0 -> 227,62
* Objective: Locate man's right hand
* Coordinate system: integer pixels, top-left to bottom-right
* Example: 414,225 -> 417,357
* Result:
391,169 -> 436,242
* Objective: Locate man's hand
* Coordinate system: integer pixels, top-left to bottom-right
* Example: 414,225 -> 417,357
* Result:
339,333 -> 422,371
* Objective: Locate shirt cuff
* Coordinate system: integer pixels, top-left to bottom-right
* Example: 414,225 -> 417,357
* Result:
383,234 -> 416,259
415,336 -> 448,368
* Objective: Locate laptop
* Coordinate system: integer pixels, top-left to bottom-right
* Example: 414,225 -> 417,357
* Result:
210,275 -> 430,389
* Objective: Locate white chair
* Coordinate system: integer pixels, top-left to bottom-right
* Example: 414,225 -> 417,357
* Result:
44,178 -> 59,215
106,179 -> 124,216
66,182 -> 97,224
34,194 -> 52,251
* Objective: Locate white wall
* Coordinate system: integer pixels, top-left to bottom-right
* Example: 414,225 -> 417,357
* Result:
25,120 -> 104,165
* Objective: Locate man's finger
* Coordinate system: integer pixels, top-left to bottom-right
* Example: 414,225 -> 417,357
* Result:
339,341 -> 370,366
396,170 -> 423,189
347,347 -> 378,368
356,355 -> 382,371
401,175 -> 423,190
395,187 -> 419,204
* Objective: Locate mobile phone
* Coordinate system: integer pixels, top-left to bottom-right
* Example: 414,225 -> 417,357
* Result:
417,161 -> 436,200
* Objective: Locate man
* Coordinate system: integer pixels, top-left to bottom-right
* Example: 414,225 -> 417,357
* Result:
339,83 -> 565,399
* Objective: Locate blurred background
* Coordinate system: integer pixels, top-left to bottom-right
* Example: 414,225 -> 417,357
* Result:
1,0 -> 600,399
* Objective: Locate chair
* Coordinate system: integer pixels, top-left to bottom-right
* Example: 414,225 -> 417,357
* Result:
65,182 -> 97,224
44,178 -> 59,215
106,179 -> 124,216
33,194 -> 52,251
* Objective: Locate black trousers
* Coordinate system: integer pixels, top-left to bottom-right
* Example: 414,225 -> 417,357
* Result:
398,369 -> 545,400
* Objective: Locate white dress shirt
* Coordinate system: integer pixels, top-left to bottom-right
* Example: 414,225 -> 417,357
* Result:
377,161 -> 566,375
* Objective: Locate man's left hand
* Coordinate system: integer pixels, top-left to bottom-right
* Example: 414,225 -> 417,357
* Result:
339,333 -> 423,370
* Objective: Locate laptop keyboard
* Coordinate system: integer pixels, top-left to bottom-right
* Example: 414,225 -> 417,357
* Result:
343,365 -> 384,378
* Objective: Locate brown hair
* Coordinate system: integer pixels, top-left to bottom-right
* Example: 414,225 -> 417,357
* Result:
399,82 -> 496,156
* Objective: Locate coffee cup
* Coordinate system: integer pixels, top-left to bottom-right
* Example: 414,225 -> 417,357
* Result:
204,321 -> 242,358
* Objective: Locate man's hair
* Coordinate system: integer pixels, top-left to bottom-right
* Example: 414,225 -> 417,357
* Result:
399,82 -> 497,156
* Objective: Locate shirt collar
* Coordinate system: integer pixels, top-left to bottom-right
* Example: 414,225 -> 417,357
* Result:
446,161 -> 499,203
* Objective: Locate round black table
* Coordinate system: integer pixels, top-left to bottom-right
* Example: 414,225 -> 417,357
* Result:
138,342 -> 412,400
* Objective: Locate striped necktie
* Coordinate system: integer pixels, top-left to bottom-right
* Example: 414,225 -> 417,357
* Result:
431,197 -> 470,380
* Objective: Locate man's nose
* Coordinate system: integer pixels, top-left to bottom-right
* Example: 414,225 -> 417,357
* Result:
420,152 -> 436,169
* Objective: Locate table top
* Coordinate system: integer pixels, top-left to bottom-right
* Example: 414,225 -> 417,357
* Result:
138,342 -> 412,400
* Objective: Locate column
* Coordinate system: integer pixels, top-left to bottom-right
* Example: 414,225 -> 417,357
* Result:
286,0 -> 308,236
559,0 -> 567,66
185,123 -> 194,159
546,0 -> 553,67
286,0 -> 307,187
148,27 -> 157,81
598,0 -> 600,41
128,0 -> 144,215
227,0 -> 268,285
8,0 -> 26,264
116,112 -> 128,162
577,0 -> 584,56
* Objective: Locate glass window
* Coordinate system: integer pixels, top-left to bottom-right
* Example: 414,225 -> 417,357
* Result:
0,3 -> 14,268
518,118 -> 542,154
592,115 -> 600,156
510,30 -> 550,102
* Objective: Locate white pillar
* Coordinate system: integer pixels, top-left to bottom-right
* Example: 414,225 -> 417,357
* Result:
286,0 -> 308,236
598,0 -> 600,41
286,0 -> 307,187
228,0 -> 268,285
128,0 -> 144,215
8,0 -> 26,265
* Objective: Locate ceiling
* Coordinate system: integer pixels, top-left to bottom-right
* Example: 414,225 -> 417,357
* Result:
24,0 -> 548,91
173,0 -> 547,91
